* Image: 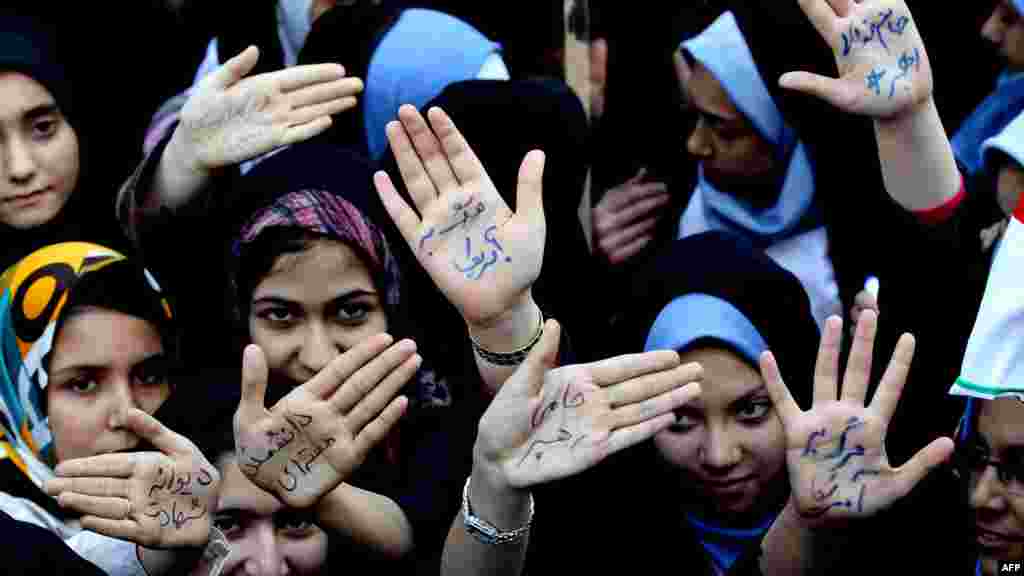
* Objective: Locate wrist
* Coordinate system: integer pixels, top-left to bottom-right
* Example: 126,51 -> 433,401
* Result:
157,127 -> 211,209
467,292 -> 540,353
467,461 -> 532,532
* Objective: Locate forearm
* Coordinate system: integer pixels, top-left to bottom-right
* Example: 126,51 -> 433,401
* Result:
760,500 -> 843,576
874,98 -> 960,212
469,293 -> 543,396
149,126 -> 214,213
441,465 -> 531,576
315,483 -> 414,559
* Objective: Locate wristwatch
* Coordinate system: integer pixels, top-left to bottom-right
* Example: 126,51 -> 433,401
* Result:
462,476 -> 534,545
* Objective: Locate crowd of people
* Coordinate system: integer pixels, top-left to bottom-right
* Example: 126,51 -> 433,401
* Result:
2,1 -> 1023,575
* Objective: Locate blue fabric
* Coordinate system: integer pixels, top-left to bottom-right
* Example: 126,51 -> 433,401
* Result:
685,512 -> 774,573
680,11 -> 818,244
363,9 -> 501,159
953,71 -> 1024,178
644,294 -> 768,368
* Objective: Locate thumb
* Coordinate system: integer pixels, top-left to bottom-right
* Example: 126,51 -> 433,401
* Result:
890,436 -> 955,501
629,167 -> 648,184
240,344 -> 269,414
779,71 -> 859,112
516,150 -> 546,227
121,408 -> 190,456
206,45 -> 260,90
521,319 -> 561,396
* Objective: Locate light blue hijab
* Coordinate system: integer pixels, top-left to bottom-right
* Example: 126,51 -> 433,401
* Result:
679,11 -> 819,245
363,9 -> 502,160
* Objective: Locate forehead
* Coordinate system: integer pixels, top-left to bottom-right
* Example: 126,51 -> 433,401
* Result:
253,239 -> 375,303
678,347 -> 763,408
683,60 -> 740,119
0,71 -> 56,121
216,456 -> 281,515
50,308 -> 163,372
978,398 -> 1024,449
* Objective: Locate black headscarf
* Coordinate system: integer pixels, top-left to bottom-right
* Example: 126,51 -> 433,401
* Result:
375,78 -> 600,361
0,10 -> 129,271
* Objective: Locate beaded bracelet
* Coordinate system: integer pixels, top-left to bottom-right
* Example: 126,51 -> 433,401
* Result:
469,306 -> 544,366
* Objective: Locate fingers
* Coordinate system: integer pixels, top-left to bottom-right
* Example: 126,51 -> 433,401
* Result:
603,413 -> 678,457
386,119 -> 438,213
520,320 -> 562,397
273,63 -> 347,93
796,0 -> 843,40
79,517 -> 140,542
344,353 -> 421,431
841,309 -> 877,404
57,492 -> 132,519
427,107 -> 487,185
205,46 -> 260,90
889,436 -> 955,502
304,333 -> 394,399
54,454 -> 135,478
759,351 -> 803,424
282,116 -> 334,147
598,216 -> 660,256
813,316 -> 843,405
605,235 -> 652,265
600,181 -> 668,212
870,333 -> 917,425
289,77 -> 363,109
825,0 -> 853,18
351,396 -> 409,458
374,171 -> 422,242
601,194 -> 671,232
515,150 -> 546,225
779,72 -> 859,112
397,105 -> 460,196
120,409 -> 195,457
604,362 -> 702,408
329,339 -> 417,414
46,477 -> 130,499
288,97 -> 358,127
588,350 -> 681,387
240,344 -> 270,415
606,381 -> 701,430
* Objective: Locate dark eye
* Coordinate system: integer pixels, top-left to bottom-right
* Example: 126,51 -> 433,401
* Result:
667,409 -> 699,433
135,358 -> 168,388
213,514 -> 242,537
336,302 -> 370,323
69,378 -> 98,394
277,510 -> 315,537
257,307 -> 295,325
736,400 -> 772,423
32,119 -> 57,140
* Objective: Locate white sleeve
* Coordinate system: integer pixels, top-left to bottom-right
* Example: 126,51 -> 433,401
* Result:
476,52 -> 511,80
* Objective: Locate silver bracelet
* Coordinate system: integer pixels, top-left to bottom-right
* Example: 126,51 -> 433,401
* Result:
462,476 -> 534,545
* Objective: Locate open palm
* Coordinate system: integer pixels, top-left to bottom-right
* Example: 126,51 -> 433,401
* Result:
782,0 -> 933,118
760,312 -> 953,527
374,105 -> 546,326
233,336 -> 418,508
474,321 -> 703,488
178,46 -> 364,172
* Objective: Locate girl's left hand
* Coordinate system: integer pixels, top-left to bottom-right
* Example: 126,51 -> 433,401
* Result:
781,0 -> 933,119
374,105 -> 546,329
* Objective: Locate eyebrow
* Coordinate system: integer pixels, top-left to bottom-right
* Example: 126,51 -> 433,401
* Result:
51,352 -> 165,379
729,385 -> 771,407
22,104 -> 59,122
252,289 -> 377,308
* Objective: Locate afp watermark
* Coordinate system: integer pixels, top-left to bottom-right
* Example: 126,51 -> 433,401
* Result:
1001,561 -> 1024,574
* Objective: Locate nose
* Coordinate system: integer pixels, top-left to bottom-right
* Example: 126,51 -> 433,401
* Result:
970,465 -> 1009,513
298,322 -> 339,376
106,378 -> 141,432
243,524 -> 286,576
687,118 -> 713,159
701,424 -> 742,471
982,8 -> 1006,45
4,136 -> 36,186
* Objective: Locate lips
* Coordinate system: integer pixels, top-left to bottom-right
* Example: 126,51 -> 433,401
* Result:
976,524 -> 1024,550
2,187 -> 50,204
701,475 -> 755,492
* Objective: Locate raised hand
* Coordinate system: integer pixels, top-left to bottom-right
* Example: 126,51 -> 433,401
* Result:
374,105 -> 546,327
759,311 -> 953,527
45,409 -> 220,549
592,168 -> 670,265
473,320 -> 703,488
173,46 -> 364,174
233,335 -> 417,508
781,0 -> 932,118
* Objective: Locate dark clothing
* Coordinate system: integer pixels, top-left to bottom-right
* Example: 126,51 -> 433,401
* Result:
0,510 -> 107,576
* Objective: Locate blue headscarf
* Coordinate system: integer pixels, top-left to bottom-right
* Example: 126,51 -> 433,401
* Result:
678,11 -> 819,245
363,9 -> 502,160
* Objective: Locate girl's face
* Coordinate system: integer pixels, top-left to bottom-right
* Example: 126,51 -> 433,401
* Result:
969,399 -> 1024,575
0,72 -> 79,230
983,1 -> 1024,72
211,456 -> 329,576
249,239 -> 388,387
654,347 -> 786,517
677,59 -> 778,201
47,308 -> 170,463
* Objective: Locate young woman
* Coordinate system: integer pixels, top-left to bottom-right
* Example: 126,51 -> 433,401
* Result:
0,242 -> 223,575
